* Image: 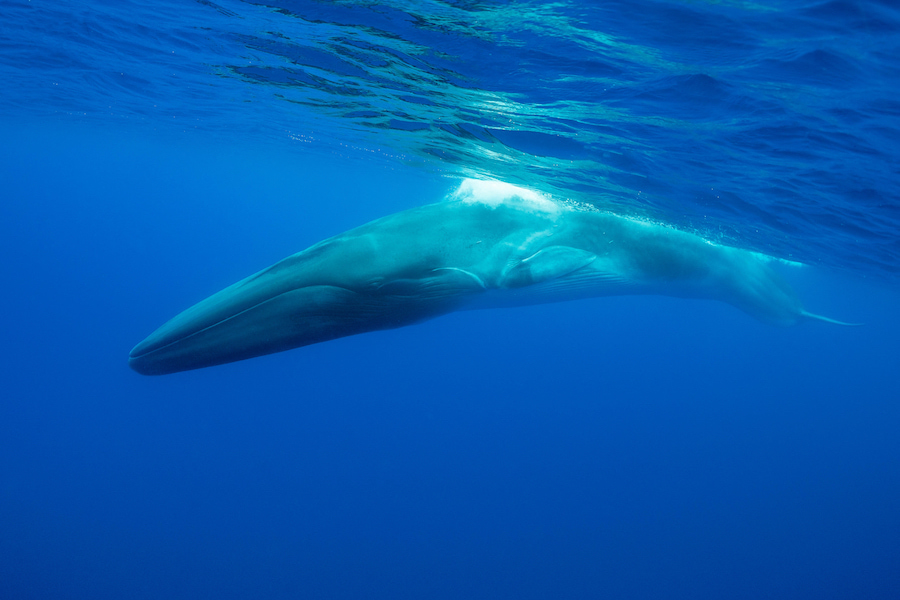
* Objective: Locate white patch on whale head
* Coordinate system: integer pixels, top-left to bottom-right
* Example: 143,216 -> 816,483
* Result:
449,179 -> 563,215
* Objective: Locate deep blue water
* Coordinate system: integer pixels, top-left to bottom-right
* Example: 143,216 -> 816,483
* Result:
1,1 -> 899,598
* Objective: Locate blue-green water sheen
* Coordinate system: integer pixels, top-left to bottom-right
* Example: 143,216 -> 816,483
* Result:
1,1 -> 898,599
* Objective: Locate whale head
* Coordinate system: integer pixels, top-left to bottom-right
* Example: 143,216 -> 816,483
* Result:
128,233 -> 481,375
128,240 -> 446,375
128,277 -> 387,376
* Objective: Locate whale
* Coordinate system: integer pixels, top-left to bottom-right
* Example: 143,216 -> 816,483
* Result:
129,179 -> 851,375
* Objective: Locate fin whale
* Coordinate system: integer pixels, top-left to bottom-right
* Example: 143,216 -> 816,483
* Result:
129,180 -> 853,375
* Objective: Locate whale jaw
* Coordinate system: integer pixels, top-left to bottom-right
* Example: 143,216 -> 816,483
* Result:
128,285 -> 373,375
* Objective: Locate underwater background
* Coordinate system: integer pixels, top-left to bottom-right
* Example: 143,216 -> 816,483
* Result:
1,0 -> 899,598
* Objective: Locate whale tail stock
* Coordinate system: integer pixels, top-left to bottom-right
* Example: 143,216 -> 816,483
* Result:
800,310 -> 863,326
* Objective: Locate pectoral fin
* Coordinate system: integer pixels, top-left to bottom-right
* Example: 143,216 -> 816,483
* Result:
500,246 -> 597,289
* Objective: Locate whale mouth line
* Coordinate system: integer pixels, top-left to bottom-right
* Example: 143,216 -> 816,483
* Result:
128,285 -> 356,360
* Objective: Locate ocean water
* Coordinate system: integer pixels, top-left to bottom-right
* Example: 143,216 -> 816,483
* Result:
1,0 -> 899,598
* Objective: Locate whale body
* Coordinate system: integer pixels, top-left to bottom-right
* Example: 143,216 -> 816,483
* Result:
129,180 -> 846,375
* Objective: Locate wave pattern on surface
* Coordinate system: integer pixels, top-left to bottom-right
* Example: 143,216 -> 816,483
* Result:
1,0 -> 897,279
